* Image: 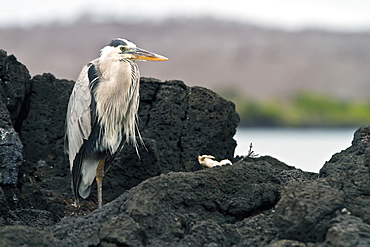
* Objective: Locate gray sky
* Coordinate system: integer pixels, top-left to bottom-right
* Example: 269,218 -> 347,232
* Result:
2,0 -> 370,31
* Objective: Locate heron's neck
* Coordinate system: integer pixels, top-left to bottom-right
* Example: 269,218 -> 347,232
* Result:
99,58 -> 129,81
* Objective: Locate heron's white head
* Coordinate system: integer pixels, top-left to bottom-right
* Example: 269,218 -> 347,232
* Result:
100,38 -> 168,62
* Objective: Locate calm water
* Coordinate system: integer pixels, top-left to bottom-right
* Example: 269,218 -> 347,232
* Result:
234,128 -> 358,173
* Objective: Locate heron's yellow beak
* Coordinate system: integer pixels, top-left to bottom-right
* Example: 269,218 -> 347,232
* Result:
130,47 -> 168,61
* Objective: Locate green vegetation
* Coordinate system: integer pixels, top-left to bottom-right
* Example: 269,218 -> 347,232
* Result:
220,90 -> 370,127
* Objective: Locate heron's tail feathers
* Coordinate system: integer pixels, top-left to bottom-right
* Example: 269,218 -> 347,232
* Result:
79,184 -> 92,199
78,158 -> 100,199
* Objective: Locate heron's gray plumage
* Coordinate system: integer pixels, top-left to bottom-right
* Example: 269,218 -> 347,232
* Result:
65,61 -> 93,168
65,38 -> 167,207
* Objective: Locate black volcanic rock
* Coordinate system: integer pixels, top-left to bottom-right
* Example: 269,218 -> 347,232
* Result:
0,50 -> 25,187
20,73 -> 73,172
0,127 -> 23,186
324,215 -> 370,247
0,49 -> 31,130
15,73 -> 74,219
46,160 -> 314,247
275,179 -> 345,242
0,226 -> 57,247
272,127 -> 370,246
320,126 -> 370,225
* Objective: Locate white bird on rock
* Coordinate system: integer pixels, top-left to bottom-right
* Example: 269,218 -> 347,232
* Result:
198,155 -> 232,169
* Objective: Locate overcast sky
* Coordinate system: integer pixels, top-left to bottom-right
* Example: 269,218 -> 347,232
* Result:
1,0 -> 370,31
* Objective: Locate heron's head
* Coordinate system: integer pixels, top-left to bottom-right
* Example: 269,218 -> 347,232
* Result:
100,38 -> 168,62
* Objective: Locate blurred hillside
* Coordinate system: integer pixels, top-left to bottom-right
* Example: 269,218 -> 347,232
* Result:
1,18 -> 370,126
1,18 -> 370,100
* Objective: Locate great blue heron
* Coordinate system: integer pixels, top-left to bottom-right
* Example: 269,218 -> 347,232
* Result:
65,38 -> 167,208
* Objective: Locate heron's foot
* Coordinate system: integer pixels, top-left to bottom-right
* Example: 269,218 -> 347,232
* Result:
72,199 -> 80,208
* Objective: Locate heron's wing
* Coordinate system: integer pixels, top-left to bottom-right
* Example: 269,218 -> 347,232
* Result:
65,60 -> 101,203
65,63 -> 94,169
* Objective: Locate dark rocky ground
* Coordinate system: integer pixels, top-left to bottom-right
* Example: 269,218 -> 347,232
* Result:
0,49 -> 369,246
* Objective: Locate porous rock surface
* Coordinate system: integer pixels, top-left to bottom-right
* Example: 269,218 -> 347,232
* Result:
0,49 -> 369,246
0,50 -> 28,187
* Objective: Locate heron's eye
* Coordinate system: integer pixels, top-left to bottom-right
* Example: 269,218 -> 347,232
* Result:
120,47 -> 127,52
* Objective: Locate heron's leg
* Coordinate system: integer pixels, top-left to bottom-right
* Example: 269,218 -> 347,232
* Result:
96,159 -> 105,208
